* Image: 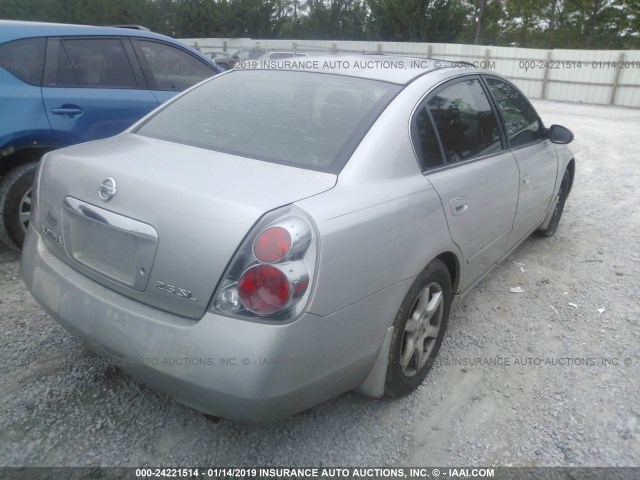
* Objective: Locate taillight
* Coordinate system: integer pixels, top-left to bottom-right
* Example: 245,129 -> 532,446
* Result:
253,227 -> 291,263
210,206 -> 317,321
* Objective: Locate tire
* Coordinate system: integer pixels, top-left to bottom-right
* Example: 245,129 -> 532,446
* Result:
536,168 -> 571,238
385,259 -> 452,398
0,162 -> 38,251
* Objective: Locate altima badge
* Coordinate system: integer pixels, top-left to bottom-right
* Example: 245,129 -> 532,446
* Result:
98,177 -> 117,201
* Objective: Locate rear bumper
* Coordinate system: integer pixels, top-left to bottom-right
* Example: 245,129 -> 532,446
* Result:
20,227 -> 410,422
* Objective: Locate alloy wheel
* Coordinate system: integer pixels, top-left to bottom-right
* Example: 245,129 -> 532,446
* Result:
400,281 -> 444,377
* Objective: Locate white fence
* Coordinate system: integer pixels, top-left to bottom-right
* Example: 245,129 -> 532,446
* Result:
181,37 -> 640,108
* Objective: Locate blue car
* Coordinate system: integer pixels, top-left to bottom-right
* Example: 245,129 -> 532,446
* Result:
0,20 -> 221,250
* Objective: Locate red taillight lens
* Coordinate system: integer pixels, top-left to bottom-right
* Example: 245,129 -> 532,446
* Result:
238,264 -> 291,314
253,227 -> 292,263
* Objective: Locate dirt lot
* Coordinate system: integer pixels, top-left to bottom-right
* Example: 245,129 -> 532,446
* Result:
0,100 -> 639,468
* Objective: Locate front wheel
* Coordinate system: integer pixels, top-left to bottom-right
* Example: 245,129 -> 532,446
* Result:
385,259 -> 452,397
0,162 -> 38,251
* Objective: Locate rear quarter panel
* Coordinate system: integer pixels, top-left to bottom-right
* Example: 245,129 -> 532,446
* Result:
297,74 -> 464,325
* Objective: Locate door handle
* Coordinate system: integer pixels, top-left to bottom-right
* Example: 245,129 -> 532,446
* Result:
51,106 -> 83,118
450,197 -> 468,216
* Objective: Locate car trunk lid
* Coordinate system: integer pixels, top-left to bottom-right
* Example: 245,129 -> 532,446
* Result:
37,133 -> 336,319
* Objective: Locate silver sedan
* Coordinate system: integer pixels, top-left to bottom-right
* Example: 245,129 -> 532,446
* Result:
21,56 -> 575,422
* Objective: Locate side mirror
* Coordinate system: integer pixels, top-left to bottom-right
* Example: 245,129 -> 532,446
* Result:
548,124 -> 574,144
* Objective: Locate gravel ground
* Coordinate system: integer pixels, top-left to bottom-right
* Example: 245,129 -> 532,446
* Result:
0,100 -> 638,468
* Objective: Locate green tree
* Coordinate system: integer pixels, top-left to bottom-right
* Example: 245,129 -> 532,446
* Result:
367,0 -> 467,42
459,0 -> 503,45
298,0 -> 367,39
0,0 -> 165,30
622,0 -> 640,47
0,0 -> 638,48
230,0 -> 278,37
501,0 -> 541,47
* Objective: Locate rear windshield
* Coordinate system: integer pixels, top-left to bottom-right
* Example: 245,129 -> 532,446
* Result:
135,70 -> 400,172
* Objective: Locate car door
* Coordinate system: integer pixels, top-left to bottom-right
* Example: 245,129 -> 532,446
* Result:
483,76 -> 558,248
412,76 -> 520,292
41,36 -> 159,145
131,39 -> 217,105
0,37 -> 57,150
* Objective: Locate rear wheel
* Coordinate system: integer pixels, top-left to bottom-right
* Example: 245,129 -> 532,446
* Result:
385,259 -> 452,397
0,162 -> 38,251
536,169 -> 571,237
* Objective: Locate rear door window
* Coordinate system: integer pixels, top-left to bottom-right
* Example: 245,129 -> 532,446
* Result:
427,78 -> 502,164
0,37 -> 46,85
412,107 -> 445,171
56,38 -> 137,88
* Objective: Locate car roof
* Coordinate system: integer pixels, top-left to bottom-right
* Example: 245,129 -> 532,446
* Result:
0,20 -> 186,47
240,54 -> 483,85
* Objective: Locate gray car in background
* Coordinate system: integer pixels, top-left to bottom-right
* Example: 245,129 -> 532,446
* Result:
21,56 -> 575,422
213,47 -> 267,70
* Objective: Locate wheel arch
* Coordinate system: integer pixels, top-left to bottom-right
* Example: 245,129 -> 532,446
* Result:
536,155 -> 575,235
434,251 -> 461,294
358,252 -> 459,399
565,157 -> 575,196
